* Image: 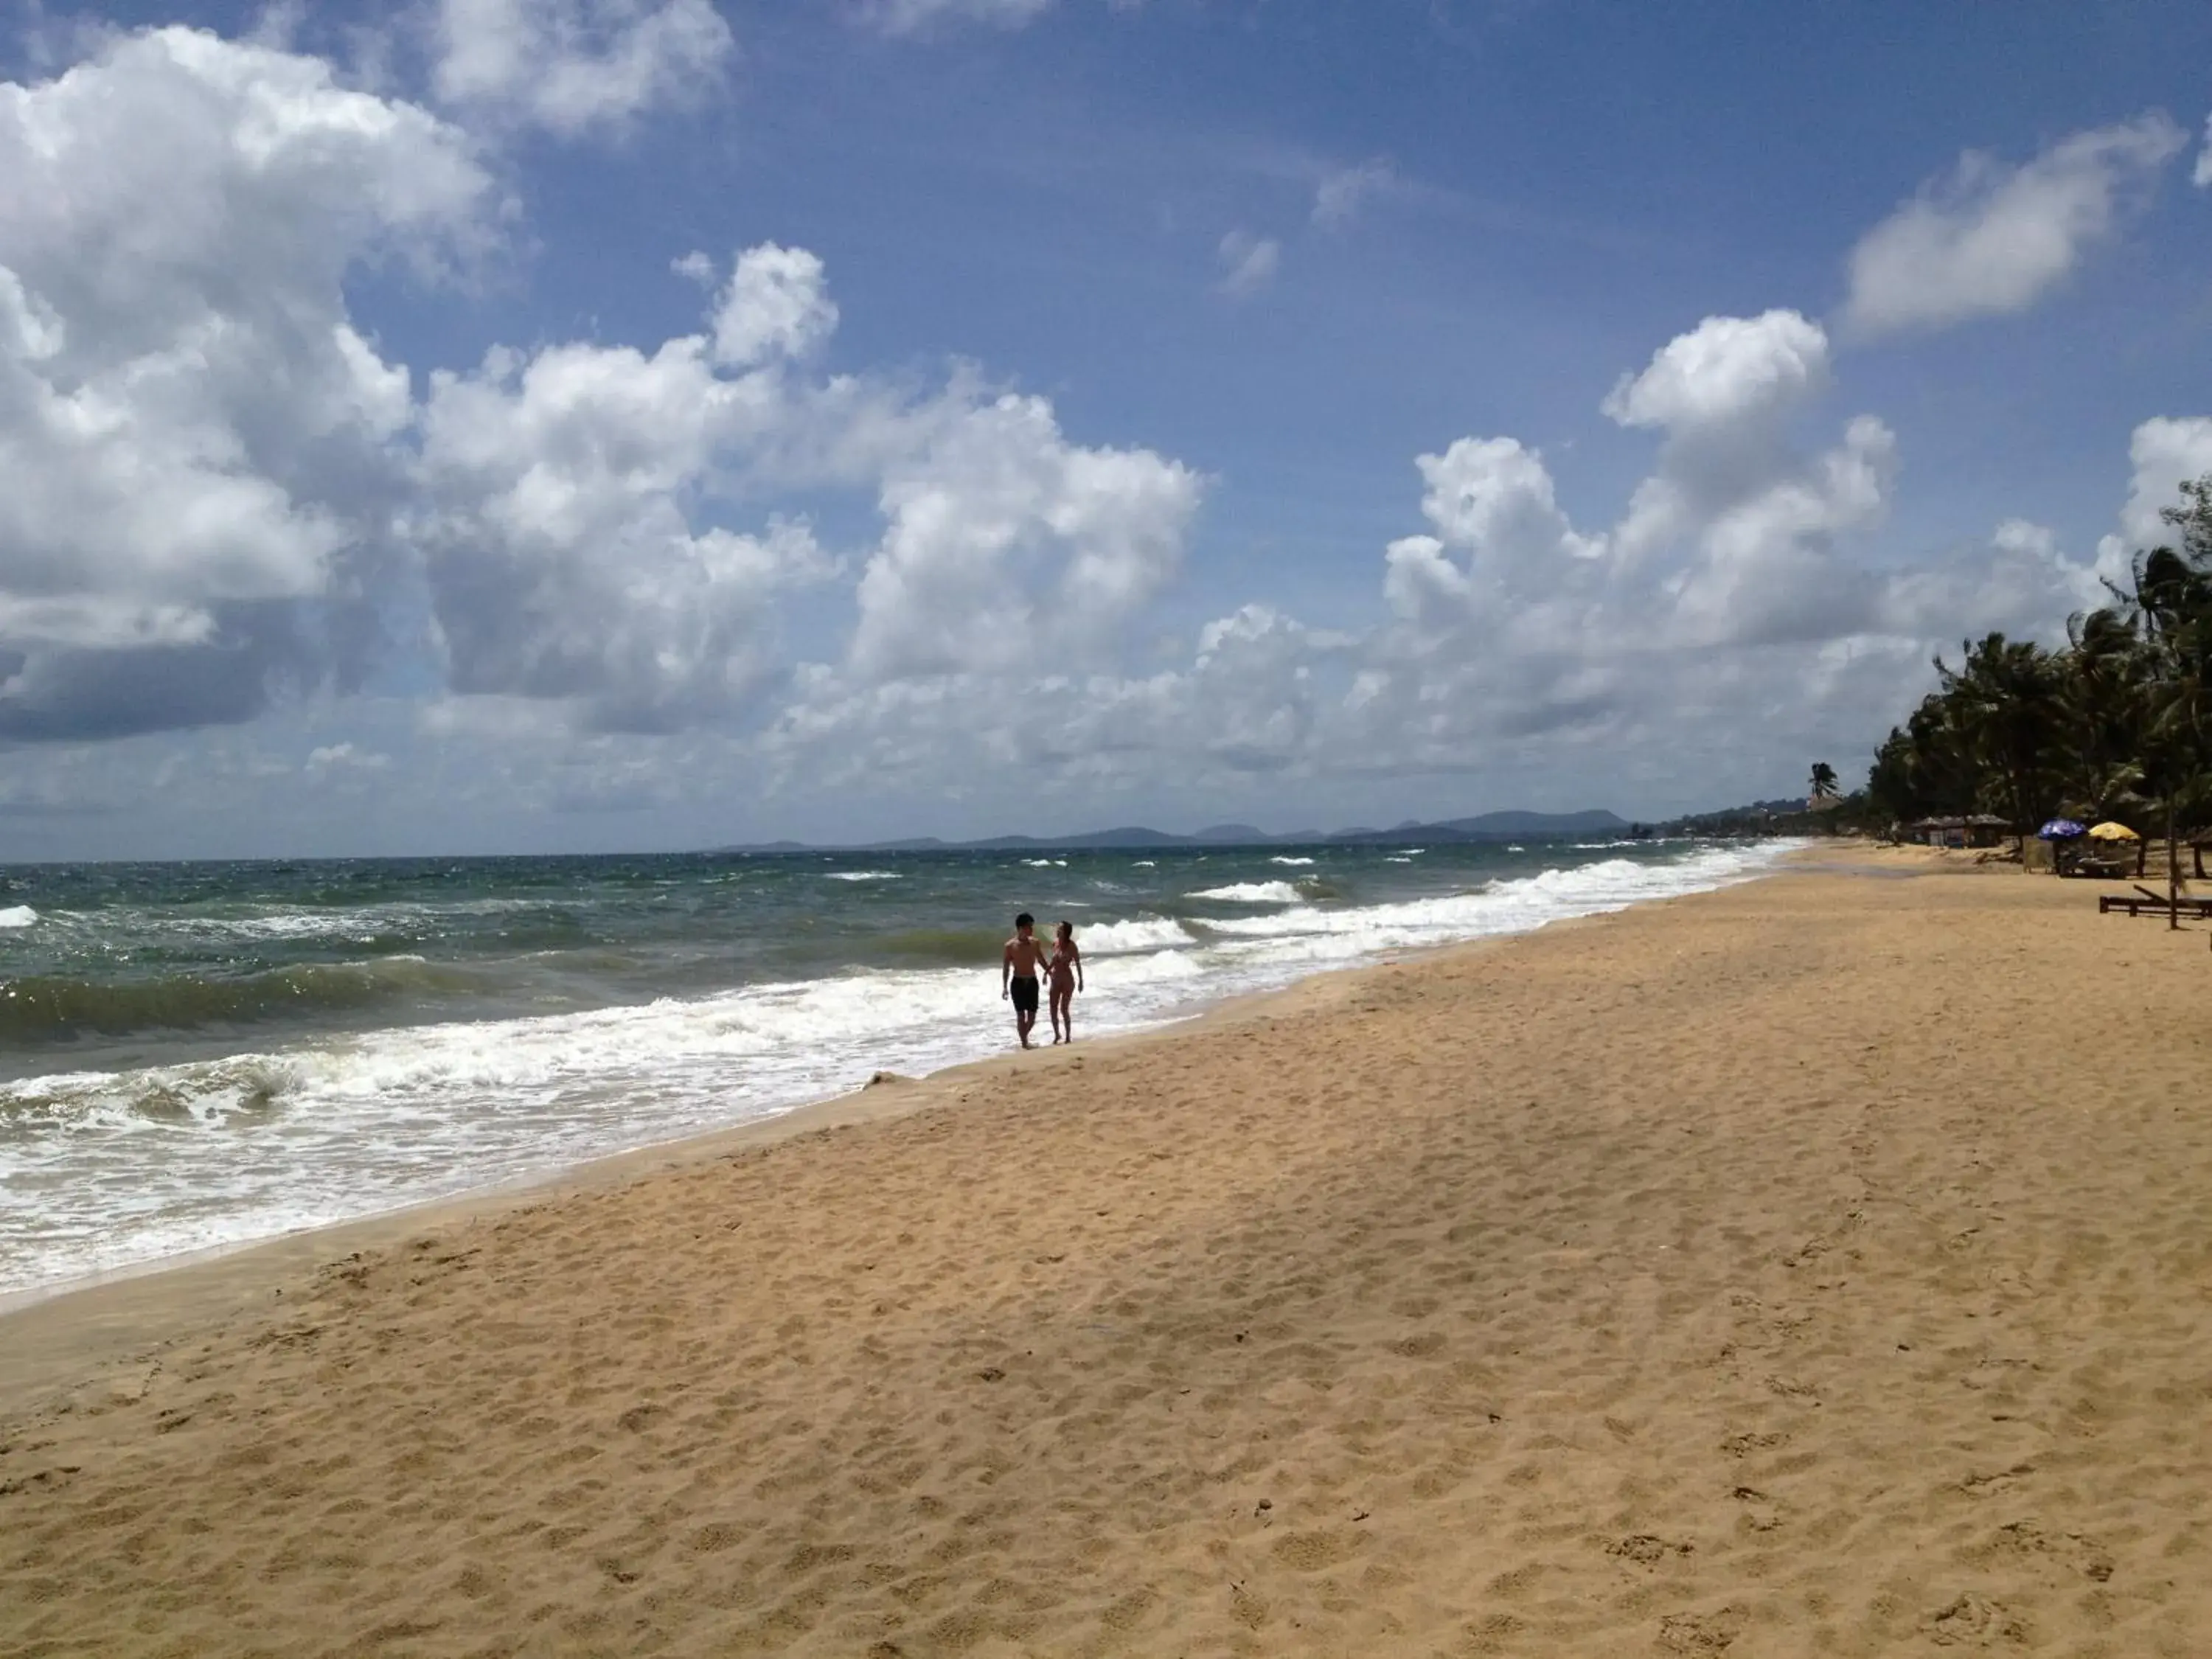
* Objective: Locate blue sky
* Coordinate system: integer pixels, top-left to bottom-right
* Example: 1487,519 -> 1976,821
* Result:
1,0 -> 2210,855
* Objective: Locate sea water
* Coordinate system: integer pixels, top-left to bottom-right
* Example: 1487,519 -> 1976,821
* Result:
0,838 -> 1787,1295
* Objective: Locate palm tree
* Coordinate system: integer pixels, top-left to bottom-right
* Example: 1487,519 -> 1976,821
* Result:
1868,694 -> 1978,831
1808,762 -> 1839,801
2104,483 -> 2212,918
1938,633 -> 2067,859
2061,609 -> 2149,809
2137,602 -> 2212,919
2055,606 -> 2153,872
1865,473 -> 2212,897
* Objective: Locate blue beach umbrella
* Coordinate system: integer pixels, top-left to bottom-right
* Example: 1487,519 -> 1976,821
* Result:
2037,818 -> 2086,840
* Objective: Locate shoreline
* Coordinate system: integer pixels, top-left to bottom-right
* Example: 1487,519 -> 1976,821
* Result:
10,842 -> 2210,1653
0,910 -> 1506,1411
0,842 -> 1802,1400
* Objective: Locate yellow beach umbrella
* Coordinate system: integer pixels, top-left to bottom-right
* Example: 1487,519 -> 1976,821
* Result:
2087,821 -> 2141,842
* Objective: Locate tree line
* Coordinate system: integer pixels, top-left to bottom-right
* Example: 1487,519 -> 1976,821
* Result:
1864,473 -> 2212,873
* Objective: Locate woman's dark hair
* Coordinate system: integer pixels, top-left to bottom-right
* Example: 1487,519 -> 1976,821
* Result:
1057,919 -> 1074,939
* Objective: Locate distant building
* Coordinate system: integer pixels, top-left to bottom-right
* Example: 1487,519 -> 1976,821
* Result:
1903,814 -> 2008,849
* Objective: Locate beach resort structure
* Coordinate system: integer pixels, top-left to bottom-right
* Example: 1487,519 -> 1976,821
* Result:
1902,813 -> 2010,849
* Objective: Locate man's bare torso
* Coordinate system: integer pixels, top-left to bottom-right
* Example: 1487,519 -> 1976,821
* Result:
1004,935 -> 1048,976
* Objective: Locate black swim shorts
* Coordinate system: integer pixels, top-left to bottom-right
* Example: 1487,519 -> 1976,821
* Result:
1009,975 -> 1040,1014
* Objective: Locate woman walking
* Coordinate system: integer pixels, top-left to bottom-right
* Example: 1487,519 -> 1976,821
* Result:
1047,920 -> 1084,1044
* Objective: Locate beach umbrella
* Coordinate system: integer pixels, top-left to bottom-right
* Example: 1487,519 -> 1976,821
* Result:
2037,818 -> 2087,840
2087,821 -> 2141,841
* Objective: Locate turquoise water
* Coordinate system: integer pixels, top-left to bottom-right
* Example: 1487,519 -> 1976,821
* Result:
0,838 -> 1783,1294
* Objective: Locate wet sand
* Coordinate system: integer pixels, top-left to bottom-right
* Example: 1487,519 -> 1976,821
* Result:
4,849 -> 2210,1657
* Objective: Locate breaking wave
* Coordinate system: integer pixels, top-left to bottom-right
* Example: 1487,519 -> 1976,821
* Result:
0,841 -> 1790,1295
0,959 -> 483,1046
1187,881 -> 1305,904
1075,917 -> 1195,955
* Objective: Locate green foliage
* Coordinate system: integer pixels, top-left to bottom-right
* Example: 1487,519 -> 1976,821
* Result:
1868,472 -> 2212,850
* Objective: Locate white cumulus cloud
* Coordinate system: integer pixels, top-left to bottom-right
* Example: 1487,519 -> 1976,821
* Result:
2092,414 -> 2212,588
762,304 -> 2128,821
416,244 -> 1201,732
4,18 -> 2195,838
1312,159 -> 1395,230
849,393 -> 1206,681
0,26 -> 491,740
415,323 -> 838,732
1843,113 -> 2187,336
1382,437 -> 1604,639
1343,306 -> 2110,793
431,0 -> 734,135
710,244 -> 839,368
1216,229 -> 1281,298
1602,309 -> 1831,434
306,742 -> 392,772
1602,311 -> 1871,613
853,0 -> 1054,35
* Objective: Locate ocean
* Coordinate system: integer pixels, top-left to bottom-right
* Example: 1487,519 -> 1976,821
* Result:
0,838 -> 1786,1297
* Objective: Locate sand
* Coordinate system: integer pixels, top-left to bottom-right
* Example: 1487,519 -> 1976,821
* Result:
4,849 -> 2211,1657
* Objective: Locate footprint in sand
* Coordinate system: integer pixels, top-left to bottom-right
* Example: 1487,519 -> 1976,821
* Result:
1607,1534 -> 1693,1567
1728,1486 -> 1783,1533
1992,1520 -> 2112,1582
1927,1592 -> 2024,1646
1657,1603 -> 1748,1652
1958,1461 -> 2035,1497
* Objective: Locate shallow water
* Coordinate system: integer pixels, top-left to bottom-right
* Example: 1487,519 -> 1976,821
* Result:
0,838 -> 1787,1293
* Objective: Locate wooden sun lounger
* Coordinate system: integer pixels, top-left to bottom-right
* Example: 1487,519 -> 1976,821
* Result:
2097,886 -> 2212,919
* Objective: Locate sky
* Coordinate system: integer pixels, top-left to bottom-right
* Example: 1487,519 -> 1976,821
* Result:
4,0 -> 2212,857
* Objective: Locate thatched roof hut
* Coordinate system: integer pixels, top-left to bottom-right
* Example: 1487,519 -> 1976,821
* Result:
1903,814 -> 2009,849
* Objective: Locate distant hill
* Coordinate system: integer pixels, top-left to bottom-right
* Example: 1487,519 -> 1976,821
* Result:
723,826 -> 1260,853
1655,797 -> 1858,838
1329,809 -> 1629,845
716,808 -> 1633,855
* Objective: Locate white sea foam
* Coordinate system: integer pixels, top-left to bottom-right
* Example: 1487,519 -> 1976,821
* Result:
0,905 -> 37,928
825,871 -> 899,882
0,841 -> 1793,1295
97,897 -> 578,944
1188,881 -> 1304,904
158,908 -> 422,941
1269,856 -> 1316,866
1020,858 -> 1068,868
1132,860 -> 1156,868
1077,916 -> 1194,954
1196,854 -> 1768,966
0,939 -> 1202,1293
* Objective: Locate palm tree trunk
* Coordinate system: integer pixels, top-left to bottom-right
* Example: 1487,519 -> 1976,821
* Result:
2168,804 -> 2180,931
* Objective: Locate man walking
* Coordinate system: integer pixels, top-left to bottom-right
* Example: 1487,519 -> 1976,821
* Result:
1001,912 -> 1048,1049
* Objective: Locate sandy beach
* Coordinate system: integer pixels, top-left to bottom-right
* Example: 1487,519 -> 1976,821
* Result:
4,849 -> 2210,1657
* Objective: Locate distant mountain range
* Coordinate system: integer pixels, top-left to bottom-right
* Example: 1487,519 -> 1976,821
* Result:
719,809 -> 1632,855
